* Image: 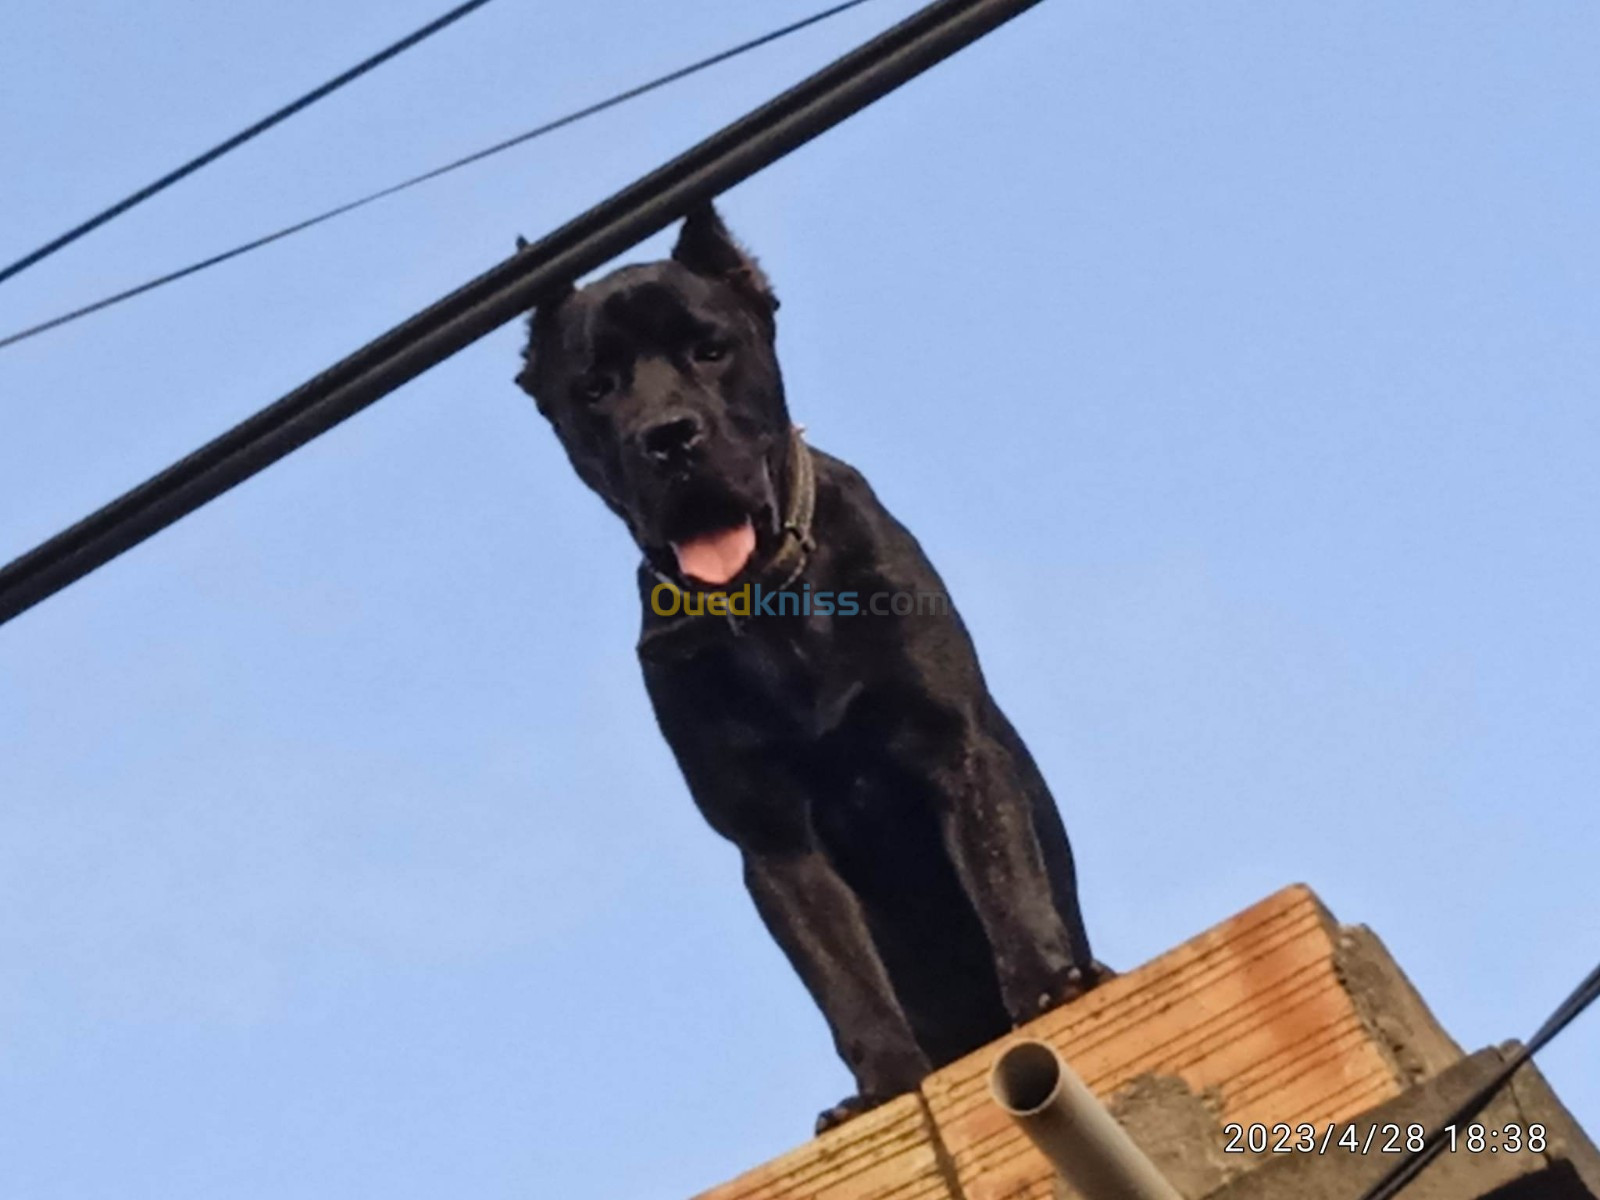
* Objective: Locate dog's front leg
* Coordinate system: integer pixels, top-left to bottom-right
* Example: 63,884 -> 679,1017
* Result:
641,666 -> 928,1128
930,731 -> 1087,1024
743,849 -> 931,1122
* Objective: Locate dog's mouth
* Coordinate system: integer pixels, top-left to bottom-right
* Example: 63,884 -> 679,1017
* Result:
672,521 -> 757,586
659,486 -> 768,587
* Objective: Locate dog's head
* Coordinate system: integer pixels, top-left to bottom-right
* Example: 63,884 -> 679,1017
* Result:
517,205 -> 791,588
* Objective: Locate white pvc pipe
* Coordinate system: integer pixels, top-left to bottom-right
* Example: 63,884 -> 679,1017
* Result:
989,1040 -> 1184,1200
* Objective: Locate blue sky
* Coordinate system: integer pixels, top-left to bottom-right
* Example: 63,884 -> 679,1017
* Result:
1,1 -> 1596,1196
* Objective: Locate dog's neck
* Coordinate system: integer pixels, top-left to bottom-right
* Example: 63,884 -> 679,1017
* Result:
760,423 -> 817,591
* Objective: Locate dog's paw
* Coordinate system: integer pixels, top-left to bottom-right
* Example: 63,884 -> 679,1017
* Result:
1075,959 -> 1117,992
1031,961 -> 1117,1016
814,1093 -> 880,1136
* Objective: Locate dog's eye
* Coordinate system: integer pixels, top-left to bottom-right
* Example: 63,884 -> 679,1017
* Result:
693,341 -> 728,364
576,375 -> 614,404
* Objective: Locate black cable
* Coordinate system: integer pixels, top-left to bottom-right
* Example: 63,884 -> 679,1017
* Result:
1356,957 -> 1600,1200
0,0 -> 1045,628
0,0 -> 500,289
0,0 -> 879,353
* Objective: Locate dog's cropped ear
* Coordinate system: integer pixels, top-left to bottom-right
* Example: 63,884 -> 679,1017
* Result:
515,281 -> 574,408
672,204 -> 780,319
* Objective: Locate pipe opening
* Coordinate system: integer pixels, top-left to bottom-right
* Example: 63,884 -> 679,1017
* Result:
990,1040 -> 1063,1116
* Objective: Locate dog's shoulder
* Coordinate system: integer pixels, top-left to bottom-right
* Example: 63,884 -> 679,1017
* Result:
808,446 -> 893,546
808,447 -> 941,591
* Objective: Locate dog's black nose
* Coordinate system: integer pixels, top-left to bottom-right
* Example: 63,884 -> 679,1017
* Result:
641,414 -> 705,463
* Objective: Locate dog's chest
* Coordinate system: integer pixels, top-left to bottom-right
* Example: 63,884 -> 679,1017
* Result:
653,614 -> 862,745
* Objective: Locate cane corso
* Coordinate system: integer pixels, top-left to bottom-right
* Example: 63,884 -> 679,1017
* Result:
517,205 -> 1103,1132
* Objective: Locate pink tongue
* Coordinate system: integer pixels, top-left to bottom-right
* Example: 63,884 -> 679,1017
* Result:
672,520 -> 757,585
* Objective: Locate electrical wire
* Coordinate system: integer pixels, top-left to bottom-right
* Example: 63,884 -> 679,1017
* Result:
0,0 -> 501,288
1355,957 -> 1600,1200
0,0 -> 880,353
0,0 -> 1044,627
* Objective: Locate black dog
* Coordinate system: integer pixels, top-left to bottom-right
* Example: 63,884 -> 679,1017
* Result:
518,205 -> 1102,1131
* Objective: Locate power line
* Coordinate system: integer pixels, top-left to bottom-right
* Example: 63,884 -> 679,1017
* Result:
0,0 -> 879,353
1355,956 -> 1600,1200
0,0 -> 1047,628
0,0 -> 500,289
